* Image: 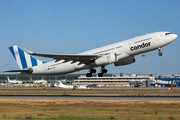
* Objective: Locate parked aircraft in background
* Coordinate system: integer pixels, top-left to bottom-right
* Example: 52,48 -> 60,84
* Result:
7,77 -> 22,84
5,32 -> 177,77
76,84 -> 88,89
58,81 -> 88,89
57,81 -> 74,89
34,79 -> 47,84
129,80 -> 144,87
60,79 -> 66,83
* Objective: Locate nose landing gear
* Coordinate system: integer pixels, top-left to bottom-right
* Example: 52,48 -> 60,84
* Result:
158,48 -> 162,56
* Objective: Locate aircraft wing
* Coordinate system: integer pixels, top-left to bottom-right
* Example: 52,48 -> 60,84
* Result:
24,49 -> 99,64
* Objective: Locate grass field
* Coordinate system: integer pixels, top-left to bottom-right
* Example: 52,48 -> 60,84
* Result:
0,100 -> 179,120
0,89 -> 179,120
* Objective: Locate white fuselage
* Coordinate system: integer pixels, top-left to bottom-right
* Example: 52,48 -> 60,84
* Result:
34,80 -> 47,84
58,81 -> 74,89
8,80 -> 22,84
32,32 -> 177,75
58,81 -> 87,89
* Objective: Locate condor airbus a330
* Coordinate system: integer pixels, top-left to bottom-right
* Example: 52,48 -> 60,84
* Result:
5,32 -> 177,77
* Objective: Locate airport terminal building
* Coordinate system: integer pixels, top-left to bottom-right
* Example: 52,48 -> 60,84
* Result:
0,74 -> 81,83
73,74 -> 153,87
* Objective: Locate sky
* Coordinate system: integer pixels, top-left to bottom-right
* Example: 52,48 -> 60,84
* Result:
0,0 -> 180,75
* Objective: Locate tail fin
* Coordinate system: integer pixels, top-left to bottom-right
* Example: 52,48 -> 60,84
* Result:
58,81 -> 64,86
9,45 -> 45,70
7,77 -> 10,81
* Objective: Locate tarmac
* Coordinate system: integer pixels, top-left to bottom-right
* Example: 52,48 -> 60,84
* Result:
0,94 -> 179,101
0,87 -> 179,101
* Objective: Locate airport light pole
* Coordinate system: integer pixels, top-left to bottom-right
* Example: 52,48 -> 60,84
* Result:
142,55 -> 147,82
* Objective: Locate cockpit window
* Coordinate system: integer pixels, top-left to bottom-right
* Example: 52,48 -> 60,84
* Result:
165,32 -> 172,35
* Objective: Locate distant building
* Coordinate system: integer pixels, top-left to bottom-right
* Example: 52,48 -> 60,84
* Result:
73,74 -> 155,87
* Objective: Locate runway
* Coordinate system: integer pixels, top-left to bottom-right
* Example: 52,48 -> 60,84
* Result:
0,94 -> 180,101
1,87 -> 180,90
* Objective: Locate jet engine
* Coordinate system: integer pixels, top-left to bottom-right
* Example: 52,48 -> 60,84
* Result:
95,53 -> 117,66
114,56 -> 135,66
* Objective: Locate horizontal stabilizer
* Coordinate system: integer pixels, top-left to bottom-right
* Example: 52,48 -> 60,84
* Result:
4,69 -> 33,74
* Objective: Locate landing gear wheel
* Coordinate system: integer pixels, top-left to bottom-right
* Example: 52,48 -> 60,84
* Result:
86,69 -> 96,77
98,73 -> 103,77
158,48 -> 162,56
98,66 -> 108,77
86,73 -> 92,77
158,52 -> 162,56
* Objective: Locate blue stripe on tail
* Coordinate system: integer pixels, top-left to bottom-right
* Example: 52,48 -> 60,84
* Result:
18,47 -> 28,69
30,56 -> 38,67
9,47 -> 16,60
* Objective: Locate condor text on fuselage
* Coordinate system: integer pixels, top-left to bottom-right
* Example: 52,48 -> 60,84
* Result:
5,31 -> 177,77
130,42 -> 151,51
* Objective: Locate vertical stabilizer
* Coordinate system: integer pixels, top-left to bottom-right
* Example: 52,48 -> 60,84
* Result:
7,77 -> 10,81
9,45 -> 45,70
58,81 -> 66,87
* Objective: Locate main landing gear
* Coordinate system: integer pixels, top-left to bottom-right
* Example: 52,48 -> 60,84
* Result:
158,48 -> 162,56
98,66 -> 107,77
86,66 -> 108,77
86,69 -> 96,77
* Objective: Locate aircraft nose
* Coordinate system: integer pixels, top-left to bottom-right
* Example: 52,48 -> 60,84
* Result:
173,34 -> 177,40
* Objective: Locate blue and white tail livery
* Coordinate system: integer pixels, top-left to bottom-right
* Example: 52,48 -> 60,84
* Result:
9,45 -> 44,70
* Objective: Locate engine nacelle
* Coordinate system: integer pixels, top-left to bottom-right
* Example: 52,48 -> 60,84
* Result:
95,53 -> 117,66
114,56 -> 135,66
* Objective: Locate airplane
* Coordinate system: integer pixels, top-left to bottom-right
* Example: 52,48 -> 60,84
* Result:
57,80 -> 87,89
34,79 -> 47,84
129,80 -> 143,87
5,31 -> 177,77
76,84 -> 88,89
0,83 -> 5,87
7,77 -> 22,84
